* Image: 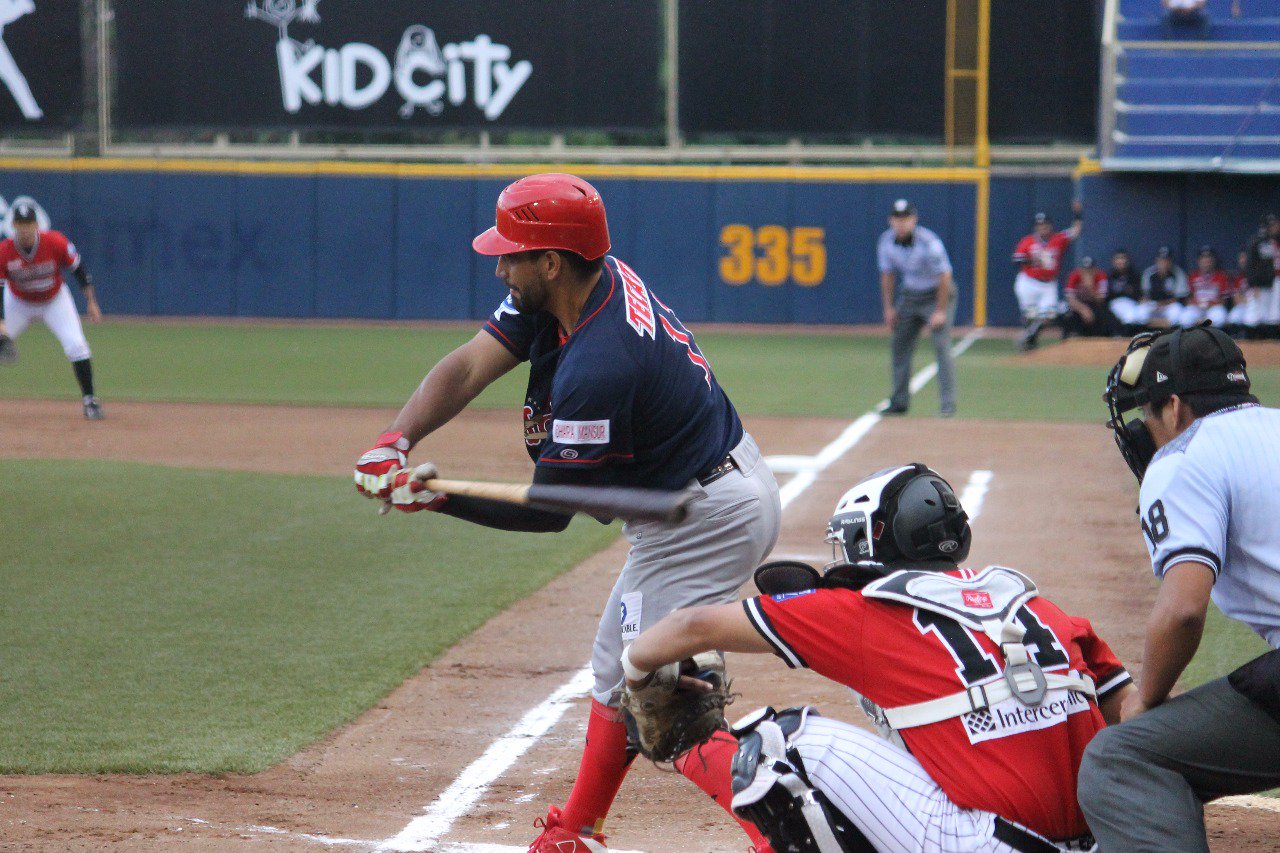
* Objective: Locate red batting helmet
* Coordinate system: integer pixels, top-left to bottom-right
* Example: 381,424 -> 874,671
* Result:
472,173 -> 611,260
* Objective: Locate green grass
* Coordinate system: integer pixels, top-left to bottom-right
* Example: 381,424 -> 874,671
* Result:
4,321 -> 1276,419
3,321 -> 1278,772
0,459 -> 617,773
1183,605 -> 1272,689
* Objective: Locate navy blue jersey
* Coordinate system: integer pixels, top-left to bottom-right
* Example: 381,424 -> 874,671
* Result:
482,256 -> 743,491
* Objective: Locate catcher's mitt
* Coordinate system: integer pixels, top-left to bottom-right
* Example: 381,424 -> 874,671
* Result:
0,334 -> 16,365
620,651 -> 732,763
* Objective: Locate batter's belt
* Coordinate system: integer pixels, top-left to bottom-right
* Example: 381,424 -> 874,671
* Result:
697,454 -> 738,487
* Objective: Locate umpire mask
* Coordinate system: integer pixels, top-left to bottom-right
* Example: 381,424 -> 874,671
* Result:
1104,325 -> 1253,483
825,464 -> 971,571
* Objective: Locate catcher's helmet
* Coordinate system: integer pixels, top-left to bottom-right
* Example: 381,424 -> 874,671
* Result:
472,173 -> 610,261
825,463 -> 971,568
1104,324 -> 1253,481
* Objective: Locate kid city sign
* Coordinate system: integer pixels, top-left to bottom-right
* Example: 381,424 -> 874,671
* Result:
244,0 -> 532,121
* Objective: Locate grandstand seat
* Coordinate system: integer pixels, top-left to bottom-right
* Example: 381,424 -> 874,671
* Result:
1103,3 -> 1280,170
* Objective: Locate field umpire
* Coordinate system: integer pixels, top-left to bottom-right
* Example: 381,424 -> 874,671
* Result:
878,199 -> 956,416
1083,325 -> 1280,851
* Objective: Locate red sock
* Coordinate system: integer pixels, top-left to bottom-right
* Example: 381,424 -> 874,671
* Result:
558,699 -> 633,837
677,731 -> 775,852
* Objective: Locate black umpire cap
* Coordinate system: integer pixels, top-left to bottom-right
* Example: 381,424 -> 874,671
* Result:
890,198 -> 916,217
11,202 -> 37,223
1156,246 -> 1173,259
1108,325 -> 1250,414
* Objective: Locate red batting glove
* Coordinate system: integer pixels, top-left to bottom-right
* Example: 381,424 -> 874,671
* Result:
388,463 -> 448,513
354,431 -> 410,499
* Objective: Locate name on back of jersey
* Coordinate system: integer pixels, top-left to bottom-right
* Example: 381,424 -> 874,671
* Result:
617,259 -> 655,338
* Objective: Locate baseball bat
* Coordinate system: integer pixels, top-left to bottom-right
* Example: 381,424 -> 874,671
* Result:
412,466 -> 695,523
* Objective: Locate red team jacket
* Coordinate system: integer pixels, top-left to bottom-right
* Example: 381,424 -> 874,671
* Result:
0,230 -> 80,304
1065,268 -> 1108,301
745,568 -> 1130,841
1188,270 -> 1230,307
1013,232 -> 1074,282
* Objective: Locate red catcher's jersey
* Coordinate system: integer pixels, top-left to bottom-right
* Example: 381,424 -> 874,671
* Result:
747,568 -> 1130,841
1189,271 -> 1230,307
0,231 -> 80,304
1014,232 -> 1074,282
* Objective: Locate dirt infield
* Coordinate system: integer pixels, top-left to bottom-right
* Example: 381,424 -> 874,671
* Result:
0,400 -> 1274,850
1011,336 -> 1280,368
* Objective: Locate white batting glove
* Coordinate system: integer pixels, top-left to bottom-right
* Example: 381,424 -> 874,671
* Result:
389,462 -> 447,513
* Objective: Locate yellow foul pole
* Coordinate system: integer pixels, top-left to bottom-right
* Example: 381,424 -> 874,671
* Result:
973,0 -> 991,327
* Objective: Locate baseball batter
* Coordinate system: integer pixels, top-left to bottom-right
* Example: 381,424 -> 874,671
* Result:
0,202 -> 104,419
1084,326 -> 1280,851
624,464 -> 1132,852
353,173 -> 781,851
1011,203 -> 1082,351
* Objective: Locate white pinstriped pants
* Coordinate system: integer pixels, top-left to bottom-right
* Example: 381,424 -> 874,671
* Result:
792,715 -> 1064,853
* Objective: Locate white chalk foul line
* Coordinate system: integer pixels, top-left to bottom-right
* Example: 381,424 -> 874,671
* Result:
436,845 -> 645,853
960,470 -> 994,523
382,329 -> 984,851
376,668 -> 595,852
774,328 -> 983,510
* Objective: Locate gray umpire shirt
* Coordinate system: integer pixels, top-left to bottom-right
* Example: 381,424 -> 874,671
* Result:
1139,403 -> 1280,647
877,226 -> 952,294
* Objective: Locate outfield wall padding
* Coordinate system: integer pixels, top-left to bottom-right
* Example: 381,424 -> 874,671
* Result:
1078,173 -> 1280,276
1,167 -> 1077,327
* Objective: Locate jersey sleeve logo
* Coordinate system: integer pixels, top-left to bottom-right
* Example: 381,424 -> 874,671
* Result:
551,419 -> 610,445
493,295 -> 519,320
615,259 -> 656,339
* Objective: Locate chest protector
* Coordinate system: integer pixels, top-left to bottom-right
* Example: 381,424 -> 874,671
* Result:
858,566 -> 1096,734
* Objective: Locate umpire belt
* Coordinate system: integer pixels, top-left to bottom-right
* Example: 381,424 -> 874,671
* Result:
993,817 -> 1096,853
697,455 -> 738,487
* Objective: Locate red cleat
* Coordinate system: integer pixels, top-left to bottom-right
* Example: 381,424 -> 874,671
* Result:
527,806 -> 610,852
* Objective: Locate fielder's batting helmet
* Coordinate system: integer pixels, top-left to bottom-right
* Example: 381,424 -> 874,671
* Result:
825,463 -> 971,568
472,173 -> 610,261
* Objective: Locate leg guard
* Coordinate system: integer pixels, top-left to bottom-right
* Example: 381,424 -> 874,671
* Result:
729,707 -> 876,853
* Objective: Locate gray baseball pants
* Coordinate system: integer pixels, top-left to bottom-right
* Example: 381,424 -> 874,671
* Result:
1077,676 -> 1280,852
590,432 -> 781,704
890,288 -> 957,413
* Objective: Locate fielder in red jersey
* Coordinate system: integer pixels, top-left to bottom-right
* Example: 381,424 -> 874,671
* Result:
0,227 -> 80,302
0,202 -> 105,419
1012,202 -> 1083,352
624,463 -> 1132,852
1013,229 -> 1075,283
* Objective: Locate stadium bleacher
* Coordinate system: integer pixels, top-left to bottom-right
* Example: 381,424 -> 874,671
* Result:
1105,0 -> 1280,170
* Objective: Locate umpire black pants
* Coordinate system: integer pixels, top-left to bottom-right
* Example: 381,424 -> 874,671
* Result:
1078,676 -> 1280,852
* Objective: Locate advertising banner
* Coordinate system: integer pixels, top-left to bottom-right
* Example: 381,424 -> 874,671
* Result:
114,1 -> 662,131
0,0 -> 82,129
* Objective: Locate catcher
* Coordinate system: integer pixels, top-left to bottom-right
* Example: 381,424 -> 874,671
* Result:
622,463 -> 1134,852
